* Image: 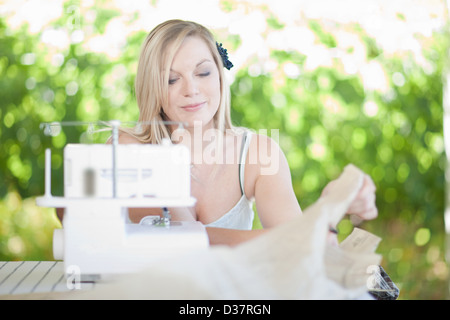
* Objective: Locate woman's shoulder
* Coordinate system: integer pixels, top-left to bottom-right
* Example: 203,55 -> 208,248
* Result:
227,127 -> 284,163
248,131 -> 284,158
248,131 -> 291,180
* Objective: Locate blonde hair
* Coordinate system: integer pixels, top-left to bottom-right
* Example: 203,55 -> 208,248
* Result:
126,19 -> 234,144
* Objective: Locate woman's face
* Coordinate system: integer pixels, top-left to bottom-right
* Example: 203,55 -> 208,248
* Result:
164,36 -> 221,129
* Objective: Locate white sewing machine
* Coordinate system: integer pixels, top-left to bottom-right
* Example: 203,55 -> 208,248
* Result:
36,121 -> 209,280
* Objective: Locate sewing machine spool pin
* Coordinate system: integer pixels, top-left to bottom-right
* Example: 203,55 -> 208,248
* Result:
44,148 -> 52,198
110,120 -> 120,198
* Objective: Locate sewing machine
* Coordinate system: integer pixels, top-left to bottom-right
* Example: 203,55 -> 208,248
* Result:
36,121 -> 209,280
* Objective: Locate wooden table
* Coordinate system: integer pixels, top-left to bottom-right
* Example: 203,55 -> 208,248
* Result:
0,261 -> 94,296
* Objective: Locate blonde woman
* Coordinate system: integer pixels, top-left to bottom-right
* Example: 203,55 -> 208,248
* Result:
116,19 -> 378,246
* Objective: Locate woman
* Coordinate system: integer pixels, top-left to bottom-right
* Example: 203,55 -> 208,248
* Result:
118,19 -> 377,246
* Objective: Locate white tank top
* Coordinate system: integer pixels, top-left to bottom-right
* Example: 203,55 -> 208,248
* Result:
205,131 -> 255,230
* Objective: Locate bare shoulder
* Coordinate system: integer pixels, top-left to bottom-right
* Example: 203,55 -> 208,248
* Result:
106,131 -> 143,144
244,132 -> 289,198
249,133 -> 281,151
248,132 -> 287,171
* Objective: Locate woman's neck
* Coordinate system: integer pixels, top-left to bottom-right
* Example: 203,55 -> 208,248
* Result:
171,121 -> 226,166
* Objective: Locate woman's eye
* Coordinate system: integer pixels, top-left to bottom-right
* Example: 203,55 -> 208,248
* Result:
169,71 -> 210,85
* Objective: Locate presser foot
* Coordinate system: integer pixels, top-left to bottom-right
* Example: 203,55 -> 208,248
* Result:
139,207 -> 173,227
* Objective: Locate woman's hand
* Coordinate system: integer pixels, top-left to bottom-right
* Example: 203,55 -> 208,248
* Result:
347,174 -> 378,220
321,170 -> 377,246
321,173 -> 378,221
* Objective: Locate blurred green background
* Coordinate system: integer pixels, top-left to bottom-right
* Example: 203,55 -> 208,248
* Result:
0,0 -> 449,299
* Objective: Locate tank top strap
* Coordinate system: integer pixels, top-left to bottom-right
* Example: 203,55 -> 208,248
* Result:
239,131 -> 252,196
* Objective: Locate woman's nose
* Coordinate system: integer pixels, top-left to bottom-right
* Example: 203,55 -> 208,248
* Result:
183,77 -> 200,97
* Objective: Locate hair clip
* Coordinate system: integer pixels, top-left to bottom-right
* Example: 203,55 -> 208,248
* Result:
216,42 -> 233,70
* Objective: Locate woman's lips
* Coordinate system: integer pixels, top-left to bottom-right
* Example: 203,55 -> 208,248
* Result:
181,102 -> 205,112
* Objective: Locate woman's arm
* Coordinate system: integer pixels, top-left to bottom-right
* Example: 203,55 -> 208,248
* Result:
205,227 -> 268,246
251,135 -> 303,227
204,134 -> 302,246
204,134 -> 378,247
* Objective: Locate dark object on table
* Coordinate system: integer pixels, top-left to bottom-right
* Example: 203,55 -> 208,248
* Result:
368,265 -> 400,300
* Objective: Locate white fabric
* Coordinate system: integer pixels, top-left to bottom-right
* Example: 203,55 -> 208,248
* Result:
68,164 -> 382,300
205,131 -> 254,230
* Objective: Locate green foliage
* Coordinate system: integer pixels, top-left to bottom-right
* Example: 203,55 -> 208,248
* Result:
231,25 -> 447,299
0,4 -> 448,299
0,191 -> 61,261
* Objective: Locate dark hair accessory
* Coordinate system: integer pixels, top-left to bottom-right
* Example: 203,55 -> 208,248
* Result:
216,42 -> 233,70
